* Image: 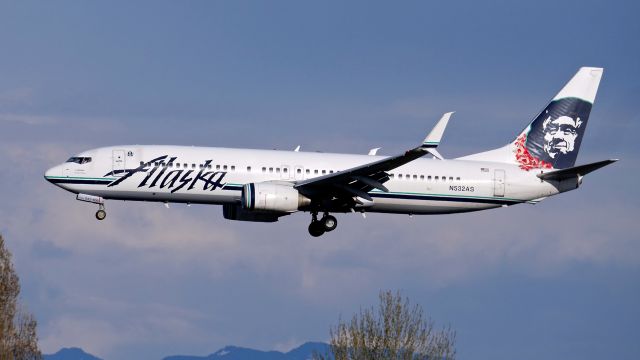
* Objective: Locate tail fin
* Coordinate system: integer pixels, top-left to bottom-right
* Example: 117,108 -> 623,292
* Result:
460,67 -> 603,170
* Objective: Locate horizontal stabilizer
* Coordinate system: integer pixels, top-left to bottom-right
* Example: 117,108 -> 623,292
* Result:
537,159 -> 618,181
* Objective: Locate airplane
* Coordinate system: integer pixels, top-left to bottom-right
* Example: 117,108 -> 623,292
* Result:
45,67 -> 617,236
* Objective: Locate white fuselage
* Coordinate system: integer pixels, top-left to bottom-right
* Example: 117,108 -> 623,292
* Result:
45,145 -> 569,215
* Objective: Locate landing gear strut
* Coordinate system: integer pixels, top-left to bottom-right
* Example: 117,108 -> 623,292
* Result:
95,204 -> 106,221
308,212 -> 338,237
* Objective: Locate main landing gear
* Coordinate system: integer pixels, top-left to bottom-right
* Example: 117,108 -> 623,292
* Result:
308,212 -> 338,237
95,204 -> 106,221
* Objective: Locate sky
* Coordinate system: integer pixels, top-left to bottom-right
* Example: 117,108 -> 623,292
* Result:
1,1 -> 639,359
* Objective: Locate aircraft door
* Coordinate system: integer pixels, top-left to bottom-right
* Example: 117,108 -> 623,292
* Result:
493,169 -> 505,197
112,149 -> 126,176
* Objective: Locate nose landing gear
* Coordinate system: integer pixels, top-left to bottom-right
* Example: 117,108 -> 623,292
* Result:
308,212 -> 338,237
95,204 -> 106,221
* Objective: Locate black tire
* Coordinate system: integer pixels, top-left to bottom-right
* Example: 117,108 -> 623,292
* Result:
308,221 -> 325,237
322,215 -> 338,232
95,209 -> 107,221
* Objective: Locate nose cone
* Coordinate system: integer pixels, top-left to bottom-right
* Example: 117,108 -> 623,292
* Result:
44,165 -> 63,184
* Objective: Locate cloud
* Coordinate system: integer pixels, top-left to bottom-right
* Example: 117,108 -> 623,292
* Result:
39,300 -> 209,356
0,87 -> 35,106
0,113 -> 59,126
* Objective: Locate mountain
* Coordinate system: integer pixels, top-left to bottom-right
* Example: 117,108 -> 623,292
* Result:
44,347 -> 103,360
43,341 -> 330,360
163,341 -> 330,360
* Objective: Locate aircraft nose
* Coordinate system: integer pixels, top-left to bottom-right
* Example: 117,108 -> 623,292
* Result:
44,165 -> 62,184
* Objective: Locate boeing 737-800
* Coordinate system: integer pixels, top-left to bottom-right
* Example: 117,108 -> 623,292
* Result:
45,67 -> 616,236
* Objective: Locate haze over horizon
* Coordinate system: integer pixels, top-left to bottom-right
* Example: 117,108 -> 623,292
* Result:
1,1 -> 639,359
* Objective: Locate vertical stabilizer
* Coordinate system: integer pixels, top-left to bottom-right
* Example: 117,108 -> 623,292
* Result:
459,67 -> 603,170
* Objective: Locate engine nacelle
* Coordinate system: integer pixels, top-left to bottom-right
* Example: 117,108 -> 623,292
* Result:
242,182 -> 310,213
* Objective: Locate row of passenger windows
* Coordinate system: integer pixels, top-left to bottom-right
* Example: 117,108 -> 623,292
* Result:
141,161 -> 236,171
139,161 -> 461,181
389,174 -> 461,182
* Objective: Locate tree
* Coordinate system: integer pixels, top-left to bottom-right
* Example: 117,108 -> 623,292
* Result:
315,290 -> 456,360
0,234 -> 42,360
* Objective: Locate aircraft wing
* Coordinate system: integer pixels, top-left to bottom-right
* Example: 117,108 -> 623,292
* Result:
295,112 -> 453,203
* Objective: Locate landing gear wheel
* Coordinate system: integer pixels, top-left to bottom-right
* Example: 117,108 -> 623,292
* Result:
95,209 -> 106,221
308,221 -> 325,237
321,214 -> 337,232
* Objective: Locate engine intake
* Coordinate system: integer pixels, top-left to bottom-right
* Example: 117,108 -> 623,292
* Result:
242,182 -> 310,213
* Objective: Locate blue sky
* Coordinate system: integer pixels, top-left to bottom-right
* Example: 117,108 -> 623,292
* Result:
1,1 -> 639,359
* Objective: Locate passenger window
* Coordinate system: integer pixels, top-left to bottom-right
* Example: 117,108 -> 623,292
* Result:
191,164 -> 196,169
314,170 -> 318,174
262,167 -> 266,173
208,165 -> 212,169
398,174 -> 403,179
390,174 -> 394,179
456,177 -> 461,181
413,175 -> 417,179
231,166 -> 235,171
297,169 -> 302,174
428,176 -> 432,181
216,165 -> 220,170
140,161 -> 144,166
449,177 -> 453,181
269,167 -> 273,173
283,168 -> 288,173
223,165 -> 228,170
322,170 -> 326,174
305,169 -> 310,174
420,175 -> 424,180
435,176 -> 439,180
247,166 -> 252,172
276,168 -> 280,173
442,176 -> 446,181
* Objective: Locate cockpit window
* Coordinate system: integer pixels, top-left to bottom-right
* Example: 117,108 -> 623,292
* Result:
66,157 -> 92,164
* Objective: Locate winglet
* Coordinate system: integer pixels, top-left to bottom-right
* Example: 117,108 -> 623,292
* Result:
368,147 -> 381,156
421,112 -> 453,159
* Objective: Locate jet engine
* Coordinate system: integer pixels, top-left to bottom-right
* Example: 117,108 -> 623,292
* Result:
241,182 -> 310,213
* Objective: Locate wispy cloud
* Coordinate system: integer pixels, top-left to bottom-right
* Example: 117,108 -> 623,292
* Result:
0,113 -> 59,126
0,87 -> 35,106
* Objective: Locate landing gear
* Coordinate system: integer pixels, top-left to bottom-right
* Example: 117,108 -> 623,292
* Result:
308,212 -> 324,237
308,220 -> 325,237
308,212 -> 338,237
321,214 -> 337,232
95,204 -> 106,221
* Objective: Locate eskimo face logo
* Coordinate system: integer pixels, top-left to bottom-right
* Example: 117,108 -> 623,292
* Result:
542,113 -> 583,159
513,98 -> 592,170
